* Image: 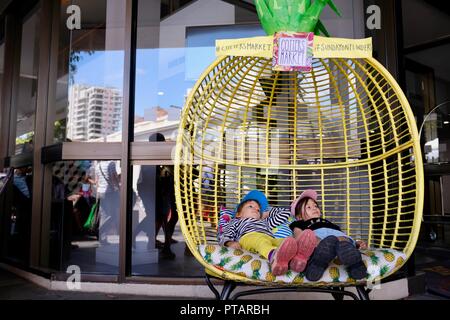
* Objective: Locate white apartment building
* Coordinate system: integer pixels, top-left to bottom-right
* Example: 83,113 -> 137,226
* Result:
67,84 -> 122,141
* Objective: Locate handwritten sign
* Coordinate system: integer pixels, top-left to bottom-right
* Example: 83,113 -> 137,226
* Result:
215,35 -> 373,62
215,36 -> 273,58
272,32 -> 314,72
313,36 -> 372,58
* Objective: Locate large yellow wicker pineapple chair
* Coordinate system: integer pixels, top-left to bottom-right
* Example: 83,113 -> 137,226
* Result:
174,55 -> 424,300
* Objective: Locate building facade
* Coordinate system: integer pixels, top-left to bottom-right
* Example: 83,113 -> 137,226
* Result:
67,85 -> 122,141
0,0 -> 449,286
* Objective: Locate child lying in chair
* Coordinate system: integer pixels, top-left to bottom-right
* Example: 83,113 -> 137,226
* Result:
218,190 -> 317,276
289,189 -> 368,281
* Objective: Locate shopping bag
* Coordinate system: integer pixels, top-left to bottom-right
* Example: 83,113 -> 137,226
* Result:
84,199 -> 99,230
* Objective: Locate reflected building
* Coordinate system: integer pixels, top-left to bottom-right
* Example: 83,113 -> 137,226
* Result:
143,105 -> 181,122
67,85 -> 122,141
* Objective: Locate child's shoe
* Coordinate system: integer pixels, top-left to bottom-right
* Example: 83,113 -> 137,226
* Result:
348,261 -> 368,280
289,229 -> 318,273
270,237 -> 297,276
336,240 -> 362,266
305,235 -> 339,281
336,240 -> 367,280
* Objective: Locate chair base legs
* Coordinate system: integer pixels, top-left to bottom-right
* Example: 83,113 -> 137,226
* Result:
205,273 -> 371,300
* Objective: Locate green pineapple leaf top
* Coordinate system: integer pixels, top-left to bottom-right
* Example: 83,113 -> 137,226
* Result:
254,0 -> 341,36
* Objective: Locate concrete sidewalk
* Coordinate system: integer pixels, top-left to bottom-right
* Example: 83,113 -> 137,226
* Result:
0,268 -> 182,300
0,267 -> 446,300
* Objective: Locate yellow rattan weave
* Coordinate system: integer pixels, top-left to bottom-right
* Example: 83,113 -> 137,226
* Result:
174,56 -> 424,285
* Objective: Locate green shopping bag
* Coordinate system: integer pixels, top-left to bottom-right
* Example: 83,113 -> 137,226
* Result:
84,200 -> 99,230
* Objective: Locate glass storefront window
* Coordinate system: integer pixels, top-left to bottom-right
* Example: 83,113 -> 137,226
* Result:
52,0 -> 126,143
131,162 -> 203,277
129,0 -> 365,277
0,42 -> 4,107
1,166 -> 33,265
406,43 -> 450,164
45,160 -> 121,274
422,103 -> 450,164
133,0 -> 264,142
129,0 -> 265,277
132,0 -> 363,144
14,8 -> 41,155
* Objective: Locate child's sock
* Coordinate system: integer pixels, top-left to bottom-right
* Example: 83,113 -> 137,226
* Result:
268,249 -> 275,262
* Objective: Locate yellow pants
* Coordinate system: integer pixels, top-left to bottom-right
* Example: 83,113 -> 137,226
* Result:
239,232 -> 284,259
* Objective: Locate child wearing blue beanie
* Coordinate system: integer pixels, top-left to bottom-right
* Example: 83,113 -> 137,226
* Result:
219,190 -> 316,276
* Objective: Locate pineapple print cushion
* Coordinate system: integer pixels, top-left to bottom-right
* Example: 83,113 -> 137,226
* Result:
199,244 -> 406,284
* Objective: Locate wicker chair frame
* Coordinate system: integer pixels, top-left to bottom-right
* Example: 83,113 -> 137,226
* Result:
174,56 -> 424,300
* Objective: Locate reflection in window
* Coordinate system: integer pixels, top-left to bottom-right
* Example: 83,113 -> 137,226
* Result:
46,160 -> 121,274
131,162 -> 205,277
53,0 -> 126,143
1,167 -> 33,265
15,9 -> 41,154
133,0 -> 264,142
0,42 -> 4,114
406,42 -> 450,164
132,0 -> 363,144
423,102 -> 450,164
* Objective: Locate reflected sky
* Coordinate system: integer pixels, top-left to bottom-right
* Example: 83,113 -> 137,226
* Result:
70,24 -> 265,119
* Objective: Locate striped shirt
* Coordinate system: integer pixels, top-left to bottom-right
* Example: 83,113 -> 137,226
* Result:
272,216 -> 295,238
218,207 -> 291,246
